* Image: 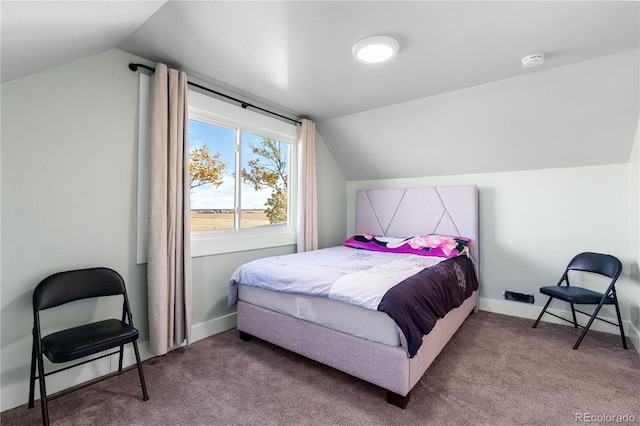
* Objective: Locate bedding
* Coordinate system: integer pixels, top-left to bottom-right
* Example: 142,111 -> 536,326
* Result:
378,255 -> 477,357
228,245 -> 440,306
344,233 -> 470,258
229,246 -> 478,357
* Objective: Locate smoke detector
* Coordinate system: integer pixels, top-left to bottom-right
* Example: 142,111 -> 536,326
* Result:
521,53 -> 545,68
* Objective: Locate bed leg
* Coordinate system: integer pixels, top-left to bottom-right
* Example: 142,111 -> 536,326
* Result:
238,330 -> 253,342
386,390 -> 410,409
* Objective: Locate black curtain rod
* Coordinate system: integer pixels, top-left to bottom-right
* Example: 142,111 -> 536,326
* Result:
128,63 -> 301,125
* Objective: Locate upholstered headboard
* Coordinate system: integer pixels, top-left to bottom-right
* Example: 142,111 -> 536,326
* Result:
355,185 -> 479,264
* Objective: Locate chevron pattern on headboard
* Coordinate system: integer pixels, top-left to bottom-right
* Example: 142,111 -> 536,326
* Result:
355,185 -> 479,264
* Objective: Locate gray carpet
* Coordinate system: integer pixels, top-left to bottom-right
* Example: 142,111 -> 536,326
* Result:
3,311 -> 639,425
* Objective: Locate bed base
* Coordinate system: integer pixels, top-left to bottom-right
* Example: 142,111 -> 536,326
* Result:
238,328 -> 411,408
237,291 -> 477,408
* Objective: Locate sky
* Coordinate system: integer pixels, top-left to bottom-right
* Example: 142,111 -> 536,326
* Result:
189,119 -> 286,210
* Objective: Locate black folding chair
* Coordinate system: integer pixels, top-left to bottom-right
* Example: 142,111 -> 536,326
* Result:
28,267 -> 149,425
532,252 -> 627,350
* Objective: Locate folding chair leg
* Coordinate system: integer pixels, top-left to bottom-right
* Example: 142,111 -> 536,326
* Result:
36,351 -> 50,426
132,341 -> 149,401
570,304 -> 578,328
532,296 -> 553,328
613,300 -> 628,350
118,345 -> 124,373
28,339 -> 37,408
573,302 -> 607,350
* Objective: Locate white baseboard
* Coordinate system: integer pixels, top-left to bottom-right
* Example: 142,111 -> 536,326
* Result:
478,297 -> 640,353
190,312 -> 237,343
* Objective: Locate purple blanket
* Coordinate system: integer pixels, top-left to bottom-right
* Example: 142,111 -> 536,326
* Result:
377,255 -> 478,358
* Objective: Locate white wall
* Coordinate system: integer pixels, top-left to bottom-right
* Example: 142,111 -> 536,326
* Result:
316,131 -> 347,248
348,163 -> 638,349
2,49 -> 149,412
0,48 -> 347,411
627,119 -> 640,346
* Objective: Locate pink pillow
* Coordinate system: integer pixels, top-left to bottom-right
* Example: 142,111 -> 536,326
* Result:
344,234 -> 470,258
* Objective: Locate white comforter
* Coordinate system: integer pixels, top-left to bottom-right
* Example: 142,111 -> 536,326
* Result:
228,246 -> 444,310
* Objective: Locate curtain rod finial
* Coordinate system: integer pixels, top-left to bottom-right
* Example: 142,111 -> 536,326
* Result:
128,63 -> 138,72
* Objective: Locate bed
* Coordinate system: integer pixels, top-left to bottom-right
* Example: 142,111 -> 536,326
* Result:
228,185 -> 479,408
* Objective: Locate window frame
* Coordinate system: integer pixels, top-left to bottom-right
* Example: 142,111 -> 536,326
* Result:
188,90 -> 298,257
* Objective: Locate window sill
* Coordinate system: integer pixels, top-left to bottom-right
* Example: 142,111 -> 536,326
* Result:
191,229 -> 297,257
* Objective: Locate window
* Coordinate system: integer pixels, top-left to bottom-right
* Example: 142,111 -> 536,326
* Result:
188,90 -> 297,256
189,121 -> 292,232
136,75 -> 297,262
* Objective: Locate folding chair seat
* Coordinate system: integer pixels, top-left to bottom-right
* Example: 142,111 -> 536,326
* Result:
28,267 -> 149,425
532,252 -> 627,350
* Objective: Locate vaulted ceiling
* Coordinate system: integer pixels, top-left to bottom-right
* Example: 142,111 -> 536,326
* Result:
2,1 -> 639,180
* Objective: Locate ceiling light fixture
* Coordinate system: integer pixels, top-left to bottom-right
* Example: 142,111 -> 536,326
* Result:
352,35 -> 399,64
521,53 -> 545,68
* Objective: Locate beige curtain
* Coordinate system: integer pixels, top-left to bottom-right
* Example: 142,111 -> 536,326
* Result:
147,63 -> 192,356
296,119 -> 318,252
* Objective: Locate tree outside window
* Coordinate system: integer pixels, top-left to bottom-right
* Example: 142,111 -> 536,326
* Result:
188,119 -> 290,231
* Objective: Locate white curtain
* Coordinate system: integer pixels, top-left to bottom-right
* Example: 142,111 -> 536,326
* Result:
296,119 -> 318,252
147,63 -> 192,356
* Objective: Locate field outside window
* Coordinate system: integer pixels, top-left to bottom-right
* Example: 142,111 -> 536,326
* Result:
189,120 -> 292,232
